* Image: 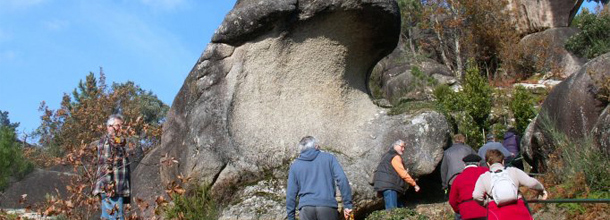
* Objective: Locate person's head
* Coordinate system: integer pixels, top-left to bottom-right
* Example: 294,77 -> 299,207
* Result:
106,114 -> 124,137
462,154 -> 482,166
486,133 -> 495,142
298,136 -> 319,153
453,134 -> 466,144
391,140 -> 406,155
506,127 -> 517,134
485,149 -> 505,166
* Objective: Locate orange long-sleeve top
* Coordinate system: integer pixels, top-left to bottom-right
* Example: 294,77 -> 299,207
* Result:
391,155 -> 417,186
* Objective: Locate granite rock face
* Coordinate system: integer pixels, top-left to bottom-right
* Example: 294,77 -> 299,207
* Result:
509,0 -> 584,35
133,0 -> 452,218
522,53 -> 610,172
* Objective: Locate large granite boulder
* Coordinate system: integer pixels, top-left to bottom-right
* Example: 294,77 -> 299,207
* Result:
0,165 -> 73,209
133,0 -> 452,218
517,27 -> 586,78
509,0 -> 584,35
522,53 -> 610,172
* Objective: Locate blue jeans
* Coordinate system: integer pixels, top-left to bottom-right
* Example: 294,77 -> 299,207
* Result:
382,190 -> 404,210
100,194 -> 124,220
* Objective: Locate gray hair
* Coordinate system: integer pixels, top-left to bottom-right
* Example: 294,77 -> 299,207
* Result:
106,114 -> 124,126
298,136 -> 318,153
390,139 -> 405,149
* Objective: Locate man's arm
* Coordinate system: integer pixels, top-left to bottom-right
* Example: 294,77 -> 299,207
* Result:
391,156 -> 417,187
330,156 -> 353,210
286,167 -> 299,220
512,168 -> 544,191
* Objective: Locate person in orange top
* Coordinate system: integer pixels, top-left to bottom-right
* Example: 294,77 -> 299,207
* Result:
373,140 -> 421,209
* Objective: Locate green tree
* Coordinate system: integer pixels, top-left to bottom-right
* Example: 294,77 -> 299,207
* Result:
434,61 -> 493,148
510,86 -> 537,135
0,110 -> 20,129
0,117 -> 34,191
566,8 -> 610,59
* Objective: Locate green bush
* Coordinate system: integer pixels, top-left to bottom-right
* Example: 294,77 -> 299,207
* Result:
0,126 -> 34,191
566,9 -> 610,59
163,183 -> 218,220
433,62 -> 492,148
510,85 -> 537,135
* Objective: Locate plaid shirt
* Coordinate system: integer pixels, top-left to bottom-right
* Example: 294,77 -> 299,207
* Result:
92,135 -> 130,197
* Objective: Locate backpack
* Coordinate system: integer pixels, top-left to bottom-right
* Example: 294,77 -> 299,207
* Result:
489,168 -> 518,206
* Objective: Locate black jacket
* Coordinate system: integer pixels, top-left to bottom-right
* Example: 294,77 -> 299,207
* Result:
373,149 -> 406,193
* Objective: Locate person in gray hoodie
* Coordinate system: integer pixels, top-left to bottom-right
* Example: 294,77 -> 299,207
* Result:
286,136 -> 353,220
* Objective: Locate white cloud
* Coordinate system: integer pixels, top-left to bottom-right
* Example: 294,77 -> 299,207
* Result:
0,0 -> 46,10
140,0 -> 186,11
43,19 -> 70,31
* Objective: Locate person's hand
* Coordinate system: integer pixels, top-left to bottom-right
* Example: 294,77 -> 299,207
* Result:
343,208 -> 352,220
414,185 -> 421,192
538,190 -> 548,200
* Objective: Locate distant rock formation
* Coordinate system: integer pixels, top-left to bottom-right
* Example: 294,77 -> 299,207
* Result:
0,165 -> 73,209
509,0 -> 584,35
517,27 -> 587,78
522,52 -> 610,172
132,0 -> 452,218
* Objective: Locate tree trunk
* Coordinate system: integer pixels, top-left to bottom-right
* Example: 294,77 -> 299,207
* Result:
448,2 -> 463,79
434,16 -> 453,72
407,28 -> 417,56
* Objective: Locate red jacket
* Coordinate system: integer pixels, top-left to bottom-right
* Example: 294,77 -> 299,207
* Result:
449,166 -> 488,219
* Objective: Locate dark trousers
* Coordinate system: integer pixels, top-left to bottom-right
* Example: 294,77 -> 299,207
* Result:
300,206 -> 339,220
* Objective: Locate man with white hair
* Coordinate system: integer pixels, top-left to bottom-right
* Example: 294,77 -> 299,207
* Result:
286,136 -> 353,220
373,139 -> 421,210
92,114 -> 130,220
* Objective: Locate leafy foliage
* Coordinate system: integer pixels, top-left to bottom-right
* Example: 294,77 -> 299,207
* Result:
35,72 -> 168,156
566,9 -> 610,59
0,121 -> 34,191
434,62 -> 492,148
417,0 -> 519,77
163,183 -> 218,220
509,86 -> 537,135
34,70 -> 169,219
0,111 -> 20,130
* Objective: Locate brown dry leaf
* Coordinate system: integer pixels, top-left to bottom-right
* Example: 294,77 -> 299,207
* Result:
155,196 -> 168,207
173,185 -> 186,195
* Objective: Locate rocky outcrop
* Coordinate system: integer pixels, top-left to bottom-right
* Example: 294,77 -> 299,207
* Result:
517,27 -> 586,78
509,0 -> 584,35
133,0 -> 452,218
522,53 -> 610,172
371,38 -> 457,105
0,165 -> 73,209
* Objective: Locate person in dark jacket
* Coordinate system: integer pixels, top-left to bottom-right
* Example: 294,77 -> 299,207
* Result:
373,140 -> 421,210
503,128 -> 523,170
286,136 -> 353,220
441,134 -> 476,192
449,154 -> 489,220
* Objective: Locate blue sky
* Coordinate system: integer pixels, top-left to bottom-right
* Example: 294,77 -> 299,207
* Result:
0,0 -> 602,140
0,0 -> 235,136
